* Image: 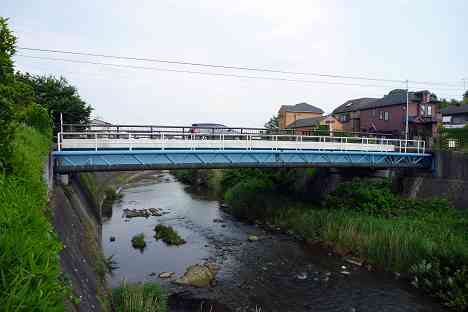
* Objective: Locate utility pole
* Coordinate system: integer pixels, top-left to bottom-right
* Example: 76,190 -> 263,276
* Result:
405,80 -> 409,142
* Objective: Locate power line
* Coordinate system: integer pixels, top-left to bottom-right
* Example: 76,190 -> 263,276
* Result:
17,46 -> 462,88
15,54 -> 406,89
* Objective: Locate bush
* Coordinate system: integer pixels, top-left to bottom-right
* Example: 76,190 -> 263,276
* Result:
154,224 -> 185,246
112,281 -> 167,312
17,103 -> 52,136
0,126 -> 67,311
131,233 -> 146,250
411,259 -> 468,310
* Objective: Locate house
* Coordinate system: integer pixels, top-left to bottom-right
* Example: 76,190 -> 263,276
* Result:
278,102 -> 324,128
286,115 -> 343,134
89,118 -> 112,131
440,105 -> 468,128
332,98 -> 379,133
333,89 -> 439,137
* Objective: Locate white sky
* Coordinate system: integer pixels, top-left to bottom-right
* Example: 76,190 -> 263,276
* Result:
4,0 -> 468,127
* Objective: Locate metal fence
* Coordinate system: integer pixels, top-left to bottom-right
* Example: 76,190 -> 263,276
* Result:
58,124 -> 426,154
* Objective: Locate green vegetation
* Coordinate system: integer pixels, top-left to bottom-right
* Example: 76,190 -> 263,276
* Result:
112,281 -> 167,312
179,166 -> 468,310
0,126 -> 68,310
154,224 -> 186,246
131,233 -> 147,250
438,125 -> 468,151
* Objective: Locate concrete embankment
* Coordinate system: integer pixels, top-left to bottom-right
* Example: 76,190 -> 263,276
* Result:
52,178 -> 107,312
401,150 -> 468,209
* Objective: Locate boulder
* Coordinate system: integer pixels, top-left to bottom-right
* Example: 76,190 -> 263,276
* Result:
174,264 -> 218,287
159,272 -> 175,279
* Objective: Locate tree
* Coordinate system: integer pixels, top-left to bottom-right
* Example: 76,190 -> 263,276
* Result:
16,73 -> 92,134
464,90 -> 468,105
0,17 -> 17,171
264,114 -> 279,129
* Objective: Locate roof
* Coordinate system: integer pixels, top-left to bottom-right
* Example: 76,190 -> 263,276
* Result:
440,105 -> 468,116
279,102 -> 324,114
90,118 -> 112,125
287,116 -> 325,128
332,98 -> 378,114
333,90 -> 437,114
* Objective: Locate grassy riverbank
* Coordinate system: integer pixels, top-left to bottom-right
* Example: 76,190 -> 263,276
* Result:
175,168 -> 468,310
0,126 -> 67,310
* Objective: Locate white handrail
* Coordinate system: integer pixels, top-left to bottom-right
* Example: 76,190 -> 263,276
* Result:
58,131 -> 428,154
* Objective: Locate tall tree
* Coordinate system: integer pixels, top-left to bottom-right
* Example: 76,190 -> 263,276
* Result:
0,17 -> 16,171
16,73 -> 92,134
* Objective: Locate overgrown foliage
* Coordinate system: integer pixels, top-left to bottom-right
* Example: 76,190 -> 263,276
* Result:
112,281 -> 167,312
16,73 -> 92,134
0,126 -> 68,311
154,224 -> 186,246
131,233 -> 147,250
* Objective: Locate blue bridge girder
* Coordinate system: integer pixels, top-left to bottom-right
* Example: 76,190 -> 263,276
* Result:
52,149 -> 433,173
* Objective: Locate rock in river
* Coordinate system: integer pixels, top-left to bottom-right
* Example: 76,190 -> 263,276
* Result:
159,272 -> 175,279
248,235 -> 259,242
174,264 -> 218,287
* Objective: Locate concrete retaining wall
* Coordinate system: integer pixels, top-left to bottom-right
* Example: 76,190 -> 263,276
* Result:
401,151 -> 468,209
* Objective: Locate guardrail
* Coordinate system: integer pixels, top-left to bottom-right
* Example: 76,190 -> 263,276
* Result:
58,131 -> 426,154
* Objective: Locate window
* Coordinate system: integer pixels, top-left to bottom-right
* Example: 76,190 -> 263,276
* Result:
384,111 -> 389,121
372,109 -> 377,117
427,105 -> 432,116
379,111 -> 384,120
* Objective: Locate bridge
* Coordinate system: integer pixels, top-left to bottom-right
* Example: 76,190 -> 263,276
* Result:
53,125 -> 433,173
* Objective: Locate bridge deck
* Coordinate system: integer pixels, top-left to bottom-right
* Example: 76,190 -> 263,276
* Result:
53,129 -> 432,172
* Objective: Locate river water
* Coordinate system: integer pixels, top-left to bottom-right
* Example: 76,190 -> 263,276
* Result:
102,171 -> 444,312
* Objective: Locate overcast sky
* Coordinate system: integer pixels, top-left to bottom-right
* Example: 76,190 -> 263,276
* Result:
4,0 -> 468,127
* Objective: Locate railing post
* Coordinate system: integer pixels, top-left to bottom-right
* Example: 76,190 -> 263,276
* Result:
161,133 -> 165,150
129,133 -> 133,151
58,132 -> 62,151
95,133 -> 98,151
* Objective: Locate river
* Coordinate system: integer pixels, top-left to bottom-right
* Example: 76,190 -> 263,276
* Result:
102,171 -> 444,312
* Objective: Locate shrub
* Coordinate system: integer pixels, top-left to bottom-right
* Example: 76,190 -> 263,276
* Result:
154,224 -> 185,246
112,281 -> 167,312
411,259 -> 468,310
131,233 -> 146,250
17,103 -> 52,136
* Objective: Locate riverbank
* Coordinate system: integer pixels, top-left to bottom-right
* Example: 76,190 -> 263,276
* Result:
0,126 -> 67,310
100,170 -> 445,311
175,168 -> 468,311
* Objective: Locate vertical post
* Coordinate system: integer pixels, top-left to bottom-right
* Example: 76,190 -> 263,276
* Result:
95,133 -> 98,151
129,133 -> 132,151
58,132 -> 62,151
60,112 -> 63,134
405,80 -> 409,142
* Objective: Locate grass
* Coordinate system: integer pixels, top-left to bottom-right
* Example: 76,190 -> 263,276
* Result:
154,224 -> 186,246
0,126 -> 68,311
112,281 -> 167,312
131,233 -> 147,250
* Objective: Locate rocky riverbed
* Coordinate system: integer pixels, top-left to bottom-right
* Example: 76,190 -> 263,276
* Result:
102,171 -> 444,312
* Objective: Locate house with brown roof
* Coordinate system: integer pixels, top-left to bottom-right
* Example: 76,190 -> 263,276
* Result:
278,102 -> 324,128
332,89 -> 439,138
287,115 -> 343,134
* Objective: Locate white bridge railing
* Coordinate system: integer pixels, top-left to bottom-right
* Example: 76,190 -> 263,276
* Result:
57,131 -> 426,154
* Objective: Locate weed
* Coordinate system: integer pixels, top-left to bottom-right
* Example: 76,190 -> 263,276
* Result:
154,224 -> 186,246
131,233 -> 147,250
112,281 -> 167,312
